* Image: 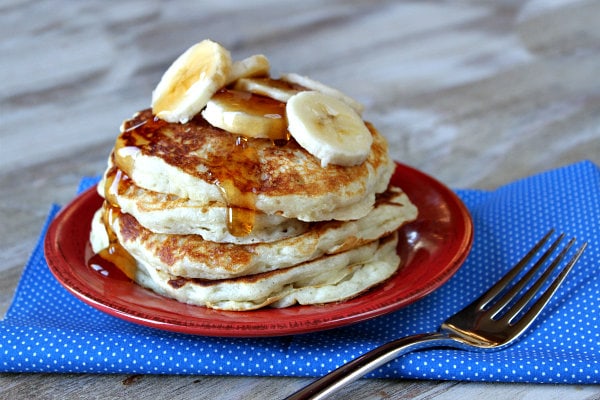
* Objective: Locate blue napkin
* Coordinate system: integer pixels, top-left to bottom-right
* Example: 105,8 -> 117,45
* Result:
1,161 -> 598,383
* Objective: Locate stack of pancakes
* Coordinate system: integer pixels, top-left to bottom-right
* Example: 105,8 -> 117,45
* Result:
89,43 -> 418,311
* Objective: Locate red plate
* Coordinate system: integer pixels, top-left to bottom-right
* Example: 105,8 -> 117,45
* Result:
45,162 -> 473,337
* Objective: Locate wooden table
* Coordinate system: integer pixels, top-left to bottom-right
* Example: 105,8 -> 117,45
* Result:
2,1 -> 599,398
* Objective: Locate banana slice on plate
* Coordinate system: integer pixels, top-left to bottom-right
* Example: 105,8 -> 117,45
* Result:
281,72 -> 364,115
152,39 -> 232,124
286,91 -> 372,167
225,54 -> 270,85
233,77 -> 301,102
202,89 -> 288,140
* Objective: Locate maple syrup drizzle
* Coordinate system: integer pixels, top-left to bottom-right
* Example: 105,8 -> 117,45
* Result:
215,135 -> 259,237
103,165 -> 128,208
92,86 -> 297,277
112,92 -> 292,239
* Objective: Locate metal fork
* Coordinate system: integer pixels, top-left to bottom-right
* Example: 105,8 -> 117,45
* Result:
285,230 -> 587,400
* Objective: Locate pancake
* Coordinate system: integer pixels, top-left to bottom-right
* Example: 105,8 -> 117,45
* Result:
90,185 -> 417,280
99,165 -> 309,244
112,109 -> 395,222
133,233 -> 400,311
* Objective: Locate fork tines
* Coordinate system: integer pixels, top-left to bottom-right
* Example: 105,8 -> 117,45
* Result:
482,229 -> 588,324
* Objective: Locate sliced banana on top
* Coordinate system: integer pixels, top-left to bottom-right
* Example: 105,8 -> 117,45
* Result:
286,91 -> 372,167
225,54 -> 270,86
152,39 -> 232,124
202,89 -> 288,140
233,77 -> 301,102
281,72 -> 364,115
150,40 -> 372,169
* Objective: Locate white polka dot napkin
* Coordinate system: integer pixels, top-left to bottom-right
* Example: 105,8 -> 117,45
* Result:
1,161 -> 598,383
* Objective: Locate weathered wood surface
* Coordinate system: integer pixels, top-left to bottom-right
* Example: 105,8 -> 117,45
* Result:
1,0 -> 599,398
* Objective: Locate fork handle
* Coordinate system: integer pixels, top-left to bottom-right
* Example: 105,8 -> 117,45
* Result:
284,332 -> 455,400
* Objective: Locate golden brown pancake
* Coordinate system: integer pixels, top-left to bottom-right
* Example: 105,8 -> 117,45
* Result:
99,165 -> 309,244
111,109 -> 395,222
90,186 -> 418,280
129,233 -> 400,311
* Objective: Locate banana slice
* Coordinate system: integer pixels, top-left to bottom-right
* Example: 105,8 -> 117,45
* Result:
281,72 -> 364,115
233,77 -> 300,102
202,89 -> 288,140
151,39 -> 232,124
225,54 -> 270,85
286,91 -> 372,167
